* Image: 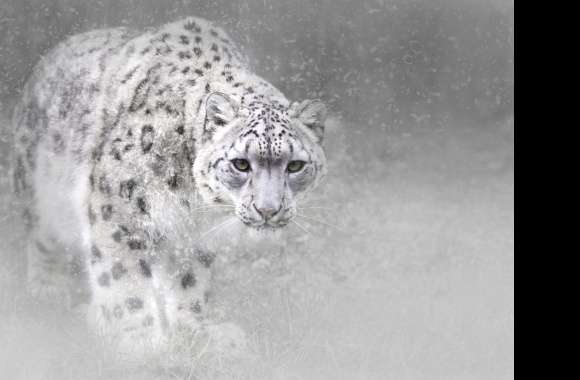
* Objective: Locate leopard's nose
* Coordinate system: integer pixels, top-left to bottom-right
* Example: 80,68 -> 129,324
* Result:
253,204 -> 280,221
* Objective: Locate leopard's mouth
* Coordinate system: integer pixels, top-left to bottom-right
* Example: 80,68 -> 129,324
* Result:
241,219 -> 289,231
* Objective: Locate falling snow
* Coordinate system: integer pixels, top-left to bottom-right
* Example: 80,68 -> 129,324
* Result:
0,1 -> 513,379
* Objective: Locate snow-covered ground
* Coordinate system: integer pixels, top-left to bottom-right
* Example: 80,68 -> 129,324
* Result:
0,112 -> 513,379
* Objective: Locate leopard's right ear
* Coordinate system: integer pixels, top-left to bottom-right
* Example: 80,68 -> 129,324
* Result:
203,92 -> 239,140
290,99 -> 327,143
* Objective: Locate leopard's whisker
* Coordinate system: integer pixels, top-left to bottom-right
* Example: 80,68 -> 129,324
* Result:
297,206 -> 335,211
194,209 -> 233,214
190,205 -> 235,212
192,207 -> 235,214
296,214 -> 343,232
298,199 -> 335,208
199,217 -> 236,241
290,218 -> 310,235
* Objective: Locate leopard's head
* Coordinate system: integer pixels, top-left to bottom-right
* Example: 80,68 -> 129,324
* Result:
193,93 -> 327,231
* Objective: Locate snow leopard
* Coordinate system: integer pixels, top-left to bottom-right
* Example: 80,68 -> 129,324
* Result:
11,16 -> 328,357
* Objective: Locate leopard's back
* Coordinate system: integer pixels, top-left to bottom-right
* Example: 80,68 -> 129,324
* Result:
12,26 -> 135,197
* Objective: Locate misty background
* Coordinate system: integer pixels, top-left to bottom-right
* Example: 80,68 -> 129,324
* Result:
0,1 -> 513,379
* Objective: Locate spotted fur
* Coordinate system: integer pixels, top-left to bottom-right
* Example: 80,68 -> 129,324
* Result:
11,16 -> 328,357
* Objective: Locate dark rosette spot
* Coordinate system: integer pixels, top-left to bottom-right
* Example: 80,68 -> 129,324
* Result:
98,176 -> 112,195
91,244 -> 103,264
139,259 -> 152,278
111,138 -> 122,160
184,20 -> 198,31
111,262 -> 128,280
101,205 -> 113,220
136,197 -> 149,214
125,297 -> 144,312
167,174 -> 183,190
129,78 -> 150,112
181,272 -> 196,289
178,51 -> 192,60
98,272 -> 110,287
197,251 -> 215,268
190,300 -> 202,314
88,206 -> 97,224
128,240 -> 146,250
119,179 -> 136,199
112,230 -> 122,242
52,132 -> 65,153
141,124 -> 154,153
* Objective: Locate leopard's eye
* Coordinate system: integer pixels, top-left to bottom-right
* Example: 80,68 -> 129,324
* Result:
232,158 -> 251,172
287,160 -> 306,173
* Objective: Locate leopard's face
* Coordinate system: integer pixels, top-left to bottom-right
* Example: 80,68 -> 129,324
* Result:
194,94 -> 327,231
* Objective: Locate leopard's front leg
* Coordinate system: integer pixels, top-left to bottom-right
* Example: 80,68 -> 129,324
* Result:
86,219 -> 168,357
158,248 -> 214,332
157,248 -> 247,355
85,165 -> 179,357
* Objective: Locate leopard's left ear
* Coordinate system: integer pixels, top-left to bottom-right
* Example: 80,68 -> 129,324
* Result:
206,92 -> 238,124
290,99 -> 327,143
204,92 -> 239,140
